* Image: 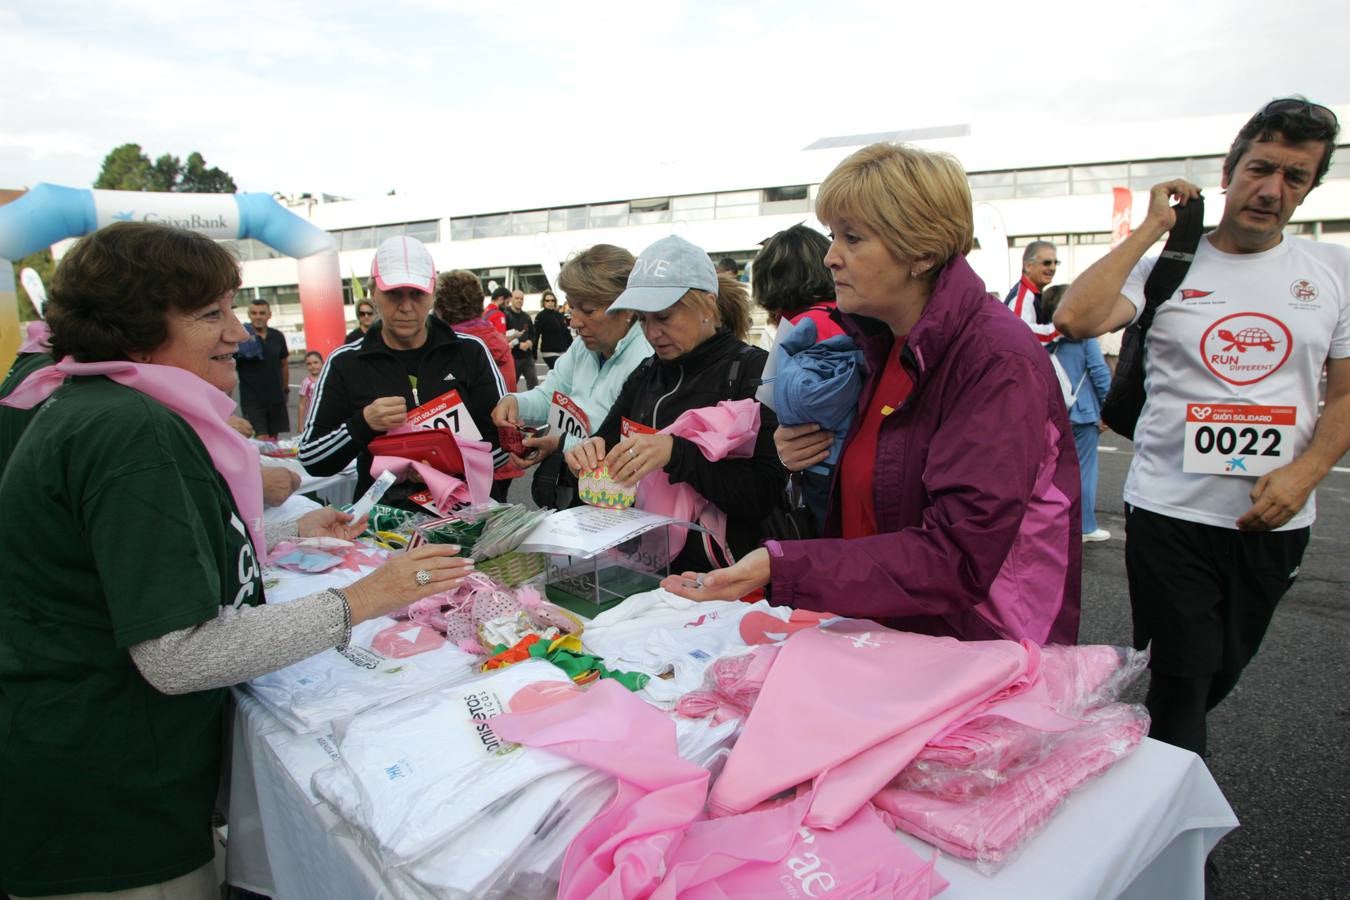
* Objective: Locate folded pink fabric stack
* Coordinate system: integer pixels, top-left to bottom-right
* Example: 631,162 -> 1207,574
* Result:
708,623 -> 1072,830
894,644 -> 1148,800
874,704 -> 1149,865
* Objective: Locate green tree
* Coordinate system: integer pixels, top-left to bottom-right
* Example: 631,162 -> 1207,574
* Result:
93,143 -> 156,191
94,144 -> 237,193
179,152 -> 237,193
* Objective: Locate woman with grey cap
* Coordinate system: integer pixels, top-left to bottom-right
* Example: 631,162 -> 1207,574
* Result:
565,235 -> 785,573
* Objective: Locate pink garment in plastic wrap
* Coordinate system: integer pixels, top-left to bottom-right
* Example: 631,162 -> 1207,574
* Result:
491,679 -> 946,900
895,644 -> 1148,799
634,399 -> 760,560
709,622 -> 1072,830
268,540 -> 386,574
674,646 -> 779,724
3,357 -> 266,553
401,574 -> 553,655
874,703 -> 1149,865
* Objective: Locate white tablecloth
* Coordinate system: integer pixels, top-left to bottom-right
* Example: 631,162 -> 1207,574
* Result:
226,690 -> 1236,900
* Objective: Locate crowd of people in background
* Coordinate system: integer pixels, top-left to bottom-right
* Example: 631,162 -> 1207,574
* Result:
0,96 -> 1344,898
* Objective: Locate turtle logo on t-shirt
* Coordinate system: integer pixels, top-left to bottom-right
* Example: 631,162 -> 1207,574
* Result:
1200,312 -> 1293,386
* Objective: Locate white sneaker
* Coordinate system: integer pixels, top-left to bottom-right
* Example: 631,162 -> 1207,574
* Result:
1083,528 -> 1111,543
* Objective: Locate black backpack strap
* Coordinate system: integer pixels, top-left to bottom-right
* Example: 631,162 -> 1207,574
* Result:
1137,197 -> 1206,334
726,343 -> 760,397
1099,197 -> 1204,440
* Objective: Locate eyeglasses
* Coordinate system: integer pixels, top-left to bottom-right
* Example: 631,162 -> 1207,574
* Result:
358,310 -> 375,317
1039,260 -> 1060,267
1259,99 -> 1338,129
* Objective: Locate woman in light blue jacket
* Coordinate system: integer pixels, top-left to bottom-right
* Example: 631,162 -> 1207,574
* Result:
1043,284 -> 1113,542
491,244 -> 652,507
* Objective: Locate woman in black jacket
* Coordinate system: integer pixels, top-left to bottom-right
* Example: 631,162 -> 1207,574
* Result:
565,235 -> 785,573
534,289 -> 572,369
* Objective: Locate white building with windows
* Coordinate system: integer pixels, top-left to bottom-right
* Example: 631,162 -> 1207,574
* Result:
230,105 -> 1350,350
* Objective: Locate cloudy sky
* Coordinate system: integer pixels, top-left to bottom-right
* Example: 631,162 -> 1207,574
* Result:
3,0 -> 1347,199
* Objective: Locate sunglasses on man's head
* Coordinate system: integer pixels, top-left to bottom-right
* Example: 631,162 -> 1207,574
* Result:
1259,99 -> 1338,129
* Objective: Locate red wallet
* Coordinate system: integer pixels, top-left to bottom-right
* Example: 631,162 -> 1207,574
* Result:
497,425 -> 527,457
368,429 -> 466,475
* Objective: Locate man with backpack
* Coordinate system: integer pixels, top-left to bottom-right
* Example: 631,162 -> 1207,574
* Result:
1054,97 -> 1350,758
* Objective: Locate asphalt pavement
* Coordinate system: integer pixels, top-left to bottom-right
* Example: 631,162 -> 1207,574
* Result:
1083,434 -> 1349,900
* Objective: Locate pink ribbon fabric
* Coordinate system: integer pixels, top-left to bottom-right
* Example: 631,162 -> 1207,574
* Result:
635,398 -> 760,561
2,357 -> 266,553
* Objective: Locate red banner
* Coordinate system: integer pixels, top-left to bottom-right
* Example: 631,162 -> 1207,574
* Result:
1110,187 -> 1133,248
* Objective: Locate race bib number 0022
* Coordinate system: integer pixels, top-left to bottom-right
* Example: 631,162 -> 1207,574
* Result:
1182,403 -> 1295,477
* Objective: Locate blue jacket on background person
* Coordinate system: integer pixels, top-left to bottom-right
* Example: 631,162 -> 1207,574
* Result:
768,315 -> 864,472
1049,337 -> 1111,424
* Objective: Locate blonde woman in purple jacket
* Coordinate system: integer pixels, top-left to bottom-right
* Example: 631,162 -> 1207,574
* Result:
665,143 -> 1082,645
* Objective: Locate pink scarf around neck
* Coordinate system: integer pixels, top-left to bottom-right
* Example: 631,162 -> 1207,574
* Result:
1,357 -> 266,554
18,320 -> 51,354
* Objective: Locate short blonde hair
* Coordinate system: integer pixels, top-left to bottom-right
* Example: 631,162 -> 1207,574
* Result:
558,244 -> 635,307
815,143 -> 974,275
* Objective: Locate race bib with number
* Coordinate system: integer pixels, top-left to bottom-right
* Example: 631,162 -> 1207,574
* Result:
406,391 -> 482,441
548,392 -> 591,442
621,417 -> 657,438
1182,403 -> 1295,476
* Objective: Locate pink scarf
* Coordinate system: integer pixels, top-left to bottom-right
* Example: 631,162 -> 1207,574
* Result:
1,358 -> 266,553
635,398 -> 760,561
18,320 -> 51,354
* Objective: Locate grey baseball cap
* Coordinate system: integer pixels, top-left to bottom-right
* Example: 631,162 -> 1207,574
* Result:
609,235 -> 718,314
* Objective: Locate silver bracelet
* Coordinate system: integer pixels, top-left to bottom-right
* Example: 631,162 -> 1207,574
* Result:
329,588 -> 353,649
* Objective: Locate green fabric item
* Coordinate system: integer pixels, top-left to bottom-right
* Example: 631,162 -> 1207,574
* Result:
0,377 -> 265,894
0,350 -> 55,478
523,637 -> 651,691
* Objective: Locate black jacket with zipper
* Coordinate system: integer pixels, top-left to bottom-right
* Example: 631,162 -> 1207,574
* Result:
299,316 -> 507,506
595,329 -> 786,571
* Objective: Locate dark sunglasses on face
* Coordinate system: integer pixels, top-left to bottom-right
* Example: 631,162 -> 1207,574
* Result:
1259,99 -> 1338,129
358,310 -> 375,317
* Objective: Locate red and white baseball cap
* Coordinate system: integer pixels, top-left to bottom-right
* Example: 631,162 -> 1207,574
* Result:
371,235 -> 437,294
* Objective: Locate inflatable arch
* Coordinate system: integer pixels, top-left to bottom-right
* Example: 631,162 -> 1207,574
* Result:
0,183 -> 345,369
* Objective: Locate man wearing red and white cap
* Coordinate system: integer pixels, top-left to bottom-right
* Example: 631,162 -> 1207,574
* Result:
300,235 -> 509,508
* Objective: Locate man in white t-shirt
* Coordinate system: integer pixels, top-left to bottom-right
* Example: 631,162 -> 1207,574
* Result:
1054,97 -> 1349,757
